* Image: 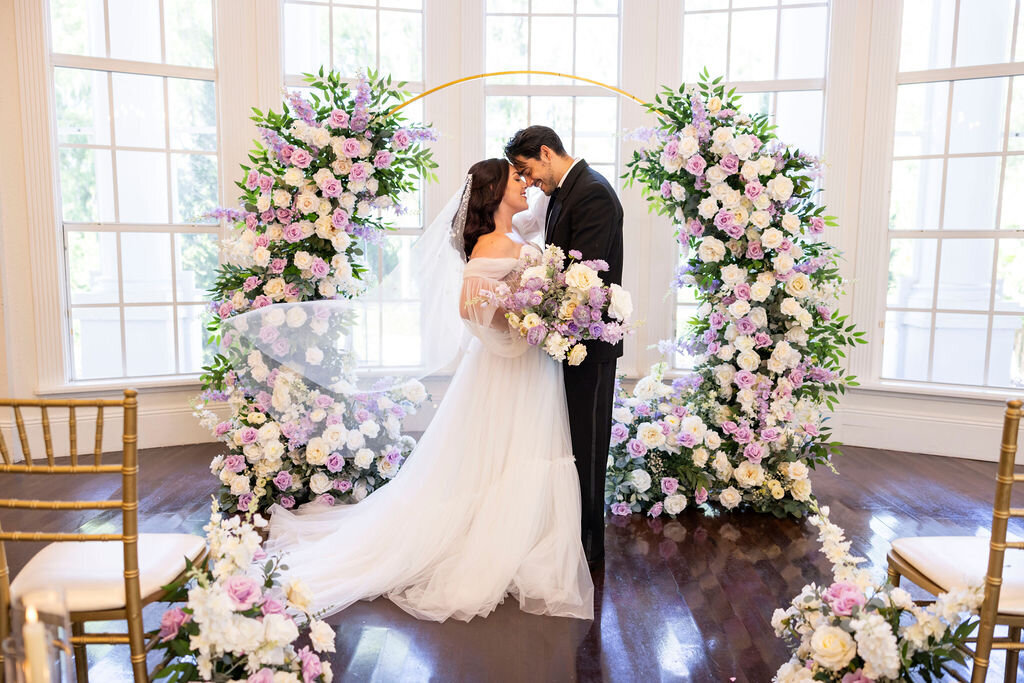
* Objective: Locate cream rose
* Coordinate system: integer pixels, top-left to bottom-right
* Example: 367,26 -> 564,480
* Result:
720,264 -> 746,286
637,422 -> 667,448
692,447 -> 710,468
780,297 -> 802,317
286,306 -> 308,328
791,478 -> 812,501
760,227 -> 784,249
810,626 -> 857,670
773,252 -> 795,274
520,265 -> 550,285
567,343 -> 588,366
664,494 -> 688,515
309,472 -> 332,495
283,167 -> 305,187
305,437 -> 329,466
564,263 -> 603,290
734,461 -> 765,488
727,299 -> 750,318
736,350 -> 761,372
264,277 -> 286,300
629,469 -> 652,492
750,282 -> 771,302
781,212 -> 800,232
785,273 -> 812,298
767,175 -> 795,202
698,237 -> 727,263
698,197 -> 719,220
719,486 -> 742,509
354,448 -> 374,469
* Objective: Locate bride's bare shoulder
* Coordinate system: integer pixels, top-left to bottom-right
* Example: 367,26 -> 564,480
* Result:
470,233 -> 519,260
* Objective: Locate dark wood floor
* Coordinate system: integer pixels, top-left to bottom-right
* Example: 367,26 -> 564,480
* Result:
2,443 -> 1021,682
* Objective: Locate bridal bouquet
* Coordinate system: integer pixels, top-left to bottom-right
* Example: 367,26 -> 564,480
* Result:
151,503 -> 336,682
773,507 -> 982,682
481,244 -> 635,365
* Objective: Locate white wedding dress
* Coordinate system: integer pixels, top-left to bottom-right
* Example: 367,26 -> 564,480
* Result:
264,240 -> 595,622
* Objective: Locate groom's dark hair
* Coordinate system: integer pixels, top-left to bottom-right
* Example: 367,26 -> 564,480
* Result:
504,126 -> 567,160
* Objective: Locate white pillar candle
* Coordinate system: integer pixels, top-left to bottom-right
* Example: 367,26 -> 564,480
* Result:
22,606 -> 52,683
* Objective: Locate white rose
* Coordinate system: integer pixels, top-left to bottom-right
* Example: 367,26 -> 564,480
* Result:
697,237 -> 726,263
256,194 -> 272,212
785,273 -> 812,298
734,335 -> 754,352
243,443 -> 263,463
285,579 -> 313,611
740,160 -> 760,181
339,192 -> 356,211
612,407 -> 633,424
293,250 -> 314,270
736,350 -> 761,372
750,282 -> 771,302
346,430 -> 365,450
263,440 -> 284,461
263,612 -> 300,647
729,134 -> 755,161
786,461 -> 809,481
727,299 -> 750,318
734,461 -> 765,488
629,469 -> 652,492
352,479 -> 368,501
692,447 -> 709,468
251,246 -> 271,268
760,227 -> 784,250
637,422 -> 667,449
775,660 -> 815,683
283,167 -> 304,187
704,431 -> 722,449
785,326 -> 809,346
715,344 -> 735,361
679,136 -> 699,157
670,182 -> 686,201
664,494 -> 688,515
273,188 -> 292,208
780,297 -> 802,317
305,347 -> 324,365
305,437 -> 329,466
791,478 -> 812,501
230,474 -> 250,495
309,472 -> 332,494
713,364 -> 736,386
564,263 -> 603,290
680,415 -> 706,442
608,283 -> 633,321
323,424 -> 345,448
711,126 -> 735,145
810,625 -> 857,671
354,448 -> 374,469
258,422 -> 281,443
705,165 -> 728,185
520,265 -> 550,285
359,420 -> 380,438
766,175 -> 794,202
773,253 -> 795,274
781,212 -> 800,232
719,486 -> 742,509
757,155 -> 776,175
661,152 -> 684,173
698,197 -> 719,220
797,310 -> 813,327
720,264 -> 746,286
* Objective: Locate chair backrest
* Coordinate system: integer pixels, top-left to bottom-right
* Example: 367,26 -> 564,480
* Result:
0,390 -> 140,667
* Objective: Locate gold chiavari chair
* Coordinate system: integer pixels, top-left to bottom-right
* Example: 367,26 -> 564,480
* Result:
0,390 -> 207,683
887,398 -> 1023,683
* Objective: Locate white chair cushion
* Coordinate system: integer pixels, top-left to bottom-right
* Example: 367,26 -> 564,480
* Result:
10,533 -> 206,613
892,536 -> 1024,615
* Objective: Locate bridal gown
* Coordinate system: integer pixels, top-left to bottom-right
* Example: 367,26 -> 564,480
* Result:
265,243 -> 595,622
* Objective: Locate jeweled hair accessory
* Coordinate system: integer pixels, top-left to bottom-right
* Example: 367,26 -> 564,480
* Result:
449,173 -> 473,262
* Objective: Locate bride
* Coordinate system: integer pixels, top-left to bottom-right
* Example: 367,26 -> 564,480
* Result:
263,158 -> 594,623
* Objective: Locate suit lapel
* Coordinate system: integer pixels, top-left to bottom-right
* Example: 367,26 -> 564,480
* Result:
544,159 -> 588,244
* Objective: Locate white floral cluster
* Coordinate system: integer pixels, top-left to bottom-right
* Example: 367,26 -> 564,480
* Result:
153,503 -> 336,682
772,507 -> 983,682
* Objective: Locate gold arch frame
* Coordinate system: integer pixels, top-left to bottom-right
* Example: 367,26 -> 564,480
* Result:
388,71 -> 648,114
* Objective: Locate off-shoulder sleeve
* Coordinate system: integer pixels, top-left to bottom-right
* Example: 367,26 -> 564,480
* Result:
458,272 -> 529,357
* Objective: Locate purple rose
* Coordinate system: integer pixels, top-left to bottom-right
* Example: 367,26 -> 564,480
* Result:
687,219 -> 705,237
317,493 -> 335,506
746,241 -> 764,260
803,423 -> 820,437
328,108 -> 350,128
743,442 -> 764,463
824,581 -> 866,616
349,162 -> 369,183
334,479 -> 353,493
224,574 -> 261,610
331,208 -> 350,230
724,223 -> 744,239
734,370 -> 756,389
158,607 -> 191,642
279,495 -> 296,509
660,180 -> 673,198
526,325 -> 547,346
610,502 -> 631,516
273,470 -> 293,491
685,154 -> 707,175
635,404 -> 652,417
610,423 -> 629,445
341,137 -> 362,158
588,287 -> 607,308
677,432 -> 696,448
713,209 -> 734,231
760,427 -> 780,442
272,338 -> 290,356
320,177 -> 342,197
734,282 -> 751,301
258,174 -> 274,193
708,312 -> 725,330
661,477 -> 679,495
215,421 -> 232,436
350,113 -> 369,132
735,317 -> 756,335
719,154 -> 739,174
224,454 -> 246,473
588,321 -> 605,339
290,148 -> 312,168
275,208 -> 294,225
239,427 -> 258,444
259,325 -> 280,345
627,439 -> 647,458
732,425 -> 753,444
310,257 -> 330,279
809,216 -> 826,234
373,150 -> 393,169
245,169 -> 260,190
744,180 -> 763,200
284,223 -> 304,243
326,452 -> 344,472
754,332 -> 772,348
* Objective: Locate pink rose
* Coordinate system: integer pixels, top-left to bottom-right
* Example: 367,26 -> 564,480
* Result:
391,129 -> 411,150
743,442 -> 764,463
248,669 -> 274,683
245,169 -> 260,190
310,258 -> 329,279
299,647 -> 322,683
349,162 -> 369,183
694,487 -> 708,504
158,607 -> 191,642
258,174 -> 274,193
328,109 -> 350,129
610,502 -> 631,516
661,477 -> 679,495
260,596 -> 287,615
648,501 -> 664,517
245,213 -> 258,230
809,216 -> 826,234
734,282 -> 751,300
374,150 -> 393,169
341,138 -> 362,158
745,241 -> 764,260
685,154 -> 707,176
823,581 -> 866,617
317,493 -> 336,506
744,180 -> 763,200
841,671 -> 873,683
331,208 -> 350,229
320,177 -> 342,197
290,148 -> 312,168
719,154 -> 739,174
276,208 -> 293,224
284,223 -> 304,243
254,234 -> 270,248
224,575 -> 261,610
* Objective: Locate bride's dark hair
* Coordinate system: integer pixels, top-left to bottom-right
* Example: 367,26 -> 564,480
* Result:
460,158 -> 510,258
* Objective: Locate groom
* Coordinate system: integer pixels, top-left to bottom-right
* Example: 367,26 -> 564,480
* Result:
505,126 -> 624,568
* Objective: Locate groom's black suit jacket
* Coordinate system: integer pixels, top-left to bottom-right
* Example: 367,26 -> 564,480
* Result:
545,160 -> 624,365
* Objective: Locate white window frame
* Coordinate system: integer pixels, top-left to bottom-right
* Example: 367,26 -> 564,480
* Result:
851,0 -> 1024,400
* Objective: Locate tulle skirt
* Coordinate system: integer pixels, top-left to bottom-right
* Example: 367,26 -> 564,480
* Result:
265,338 -> 594,622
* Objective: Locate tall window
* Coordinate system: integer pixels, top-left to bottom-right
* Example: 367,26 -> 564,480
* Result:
50,0 -> 220,381
283,0 -> 426,369
673,0 -> 832,369
881,0 -> 1024,388
483,0 -> 622,183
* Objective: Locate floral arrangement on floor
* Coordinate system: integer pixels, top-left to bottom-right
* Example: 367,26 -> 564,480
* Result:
480,244 -> 635,366
152,503 -> 336,682
195,70 -> 437,514
620,70 -> 865,518
772,507 -> 982,682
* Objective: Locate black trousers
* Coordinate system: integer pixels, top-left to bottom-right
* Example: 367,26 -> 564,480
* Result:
563,359 -> 617,564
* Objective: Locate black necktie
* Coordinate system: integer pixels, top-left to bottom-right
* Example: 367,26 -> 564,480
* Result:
545,188 -> 562,239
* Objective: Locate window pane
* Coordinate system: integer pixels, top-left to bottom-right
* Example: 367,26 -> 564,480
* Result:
882,311 -> 931,381
1008,76 -> 1024,151
530,16 -> 574,84
1002,156 -> 1024,228
116,151 -> 169,223
488,0 -> 528,11
380,10 -> 423,82
888,238 -> 936,309
574,97 -> 617,163
112,73 -> 166,149
60,148 -> 116,223
72,307 -> 123,379
682,12 -> 728,84
168,78 -> 216,151
171,153 -> 218,224
121,232 -> 174,303
383,0 -> 422,8
989,315 -> 1024,387
893,82 -> 949,157
486,96 -> 528,159
729,9 -> 776,81
50,0 -> 106,57
684,0 -> 726,10
177,304 -> 211,373
932,312 -> 987,385
55,68 -> 110,145
899,0 -> 955,72
577,0 -> 618,13
943,156 -> 1001,230
108,0 -> 161,63
125,306 -> 175,375
532,0 -> 573,12
777,7 -> 827,80
164,0 -> 214,68
285,3 -> 330,75
775,90 -> 823,156
486,15 -> 528,84
936,238 -> 994,311
955,0 -> 1014,67
995,238 -> 1024,311
68,231 -> 120,305
889,159 -> 943,230
948,77 -> 1008,155
332,6 -> 376,77
574,16 -> 618,84
175,233 -> 220,302
735,91 -> 771,118
530,96 -> 573,143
